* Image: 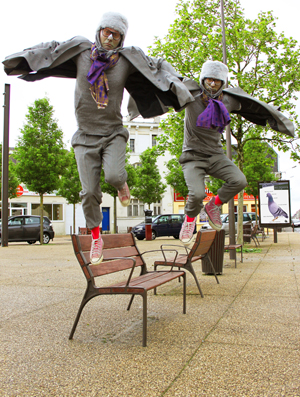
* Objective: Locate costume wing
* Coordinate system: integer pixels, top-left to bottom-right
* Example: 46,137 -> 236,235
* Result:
224,87 -> 294,138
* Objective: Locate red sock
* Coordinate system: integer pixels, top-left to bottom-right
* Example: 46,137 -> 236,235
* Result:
186,215 -> 195,222
214,195 -> 223,206
91,226 -> 100,240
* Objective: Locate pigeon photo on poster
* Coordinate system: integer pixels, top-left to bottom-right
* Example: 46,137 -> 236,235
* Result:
258,181 -> 291,226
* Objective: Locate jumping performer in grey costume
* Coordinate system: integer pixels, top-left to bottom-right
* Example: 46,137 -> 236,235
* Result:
3,11 -> 196,262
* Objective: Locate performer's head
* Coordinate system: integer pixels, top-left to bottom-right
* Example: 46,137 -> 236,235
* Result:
200,60 -> 228,98
96,12 -> 128,51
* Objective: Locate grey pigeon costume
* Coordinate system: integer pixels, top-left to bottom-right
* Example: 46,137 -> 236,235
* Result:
3,13 -> 195,229
180,60 -> 294,218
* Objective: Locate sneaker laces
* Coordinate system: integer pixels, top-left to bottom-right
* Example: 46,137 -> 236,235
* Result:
181,219 -> 195,239
91,237 -> 102,259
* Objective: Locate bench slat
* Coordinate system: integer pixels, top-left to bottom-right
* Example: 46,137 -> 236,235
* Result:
108,271 -> 185,292
75,233 -> 136,252
90,257 -> 144,277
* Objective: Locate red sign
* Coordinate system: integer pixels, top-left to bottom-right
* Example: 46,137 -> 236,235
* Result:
16,185 -> 24,197
174,188 -> 256,202
174,186 -> 213,202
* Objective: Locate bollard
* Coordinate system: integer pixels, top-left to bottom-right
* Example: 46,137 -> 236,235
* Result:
144,209 -> 153,241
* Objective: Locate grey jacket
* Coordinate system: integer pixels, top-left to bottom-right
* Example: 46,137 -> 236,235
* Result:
3,36 -> 196,119
3,37 -> 294,137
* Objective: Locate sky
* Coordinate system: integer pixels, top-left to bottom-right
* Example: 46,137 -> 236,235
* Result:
0,0 -> 299,215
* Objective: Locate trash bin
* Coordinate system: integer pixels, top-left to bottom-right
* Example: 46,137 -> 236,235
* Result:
144,209 -> 153,241
201,229 -> 225,275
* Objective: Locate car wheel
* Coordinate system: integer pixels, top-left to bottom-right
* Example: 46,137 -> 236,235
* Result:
27,241 -> 36,245
173,235 -> 179,239
136,236 -> 144,240
42,233 -> 51,244
151,231 -> 156,240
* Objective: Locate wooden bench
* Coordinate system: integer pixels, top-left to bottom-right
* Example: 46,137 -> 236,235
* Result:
224,244 -> 243,268
243,223 -> 260,247
69,232 -> 186,347
154,230 -> 219,298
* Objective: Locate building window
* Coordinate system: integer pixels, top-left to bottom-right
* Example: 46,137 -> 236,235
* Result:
8,202 -> 28,216
130,139 -> 135,152
153,200 -> 161,216
127,199 -> 144,217
31,203 -> 63,221
152,135 -> 157,147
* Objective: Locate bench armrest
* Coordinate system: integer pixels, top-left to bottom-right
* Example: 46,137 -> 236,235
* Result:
160,244 -> 190,258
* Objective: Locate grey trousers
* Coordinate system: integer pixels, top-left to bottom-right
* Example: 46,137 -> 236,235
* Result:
180,152 -> 247,218
72,134 -> 128,229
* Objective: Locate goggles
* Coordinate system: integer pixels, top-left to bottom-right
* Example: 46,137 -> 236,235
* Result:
101,28 -> 121,41
205,78 -> 222,86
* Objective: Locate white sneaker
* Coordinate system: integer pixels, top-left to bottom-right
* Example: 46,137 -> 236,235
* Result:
204,197 -> 222,231
90,236 -> 104,265
179,216 -> 196,245
118,182 -> 131,207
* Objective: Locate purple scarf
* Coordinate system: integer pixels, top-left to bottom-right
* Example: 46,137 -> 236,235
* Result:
196,98 -> 231,133
87,44 -> 119,109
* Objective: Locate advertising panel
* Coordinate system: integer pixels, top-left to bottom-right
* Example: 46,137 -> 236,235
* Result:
258,180 -> 291,228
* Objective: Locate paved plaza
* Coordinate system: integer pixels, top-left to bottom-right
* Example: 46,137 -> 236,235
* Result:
1,231 -> 299,396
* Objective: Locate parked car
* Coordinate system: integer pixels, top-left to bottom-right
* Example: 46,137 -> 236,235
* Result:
201,212 -> 259,235
292,218 -> 300,228
132,214 -> 196,240
0,215 -> 55,244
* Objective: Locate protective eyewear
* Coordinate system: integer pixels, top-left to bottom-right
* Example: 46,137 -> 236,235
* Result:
205,78 -> 222,85
101,28 -> 121,41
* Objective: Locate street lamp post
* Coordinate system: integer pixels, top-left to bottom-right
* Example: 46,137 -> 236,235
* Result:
220,0 -> 236,258
1,84 -> 10,247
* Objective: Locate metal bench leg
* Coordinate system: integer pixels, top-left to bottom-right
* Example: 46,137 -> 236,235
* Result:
183,273 -> 186,314
142,292 -> 147,347
207,256 -> 220,284
69,284 -> 96,339
185,263 -> 204,298
127,294 -> 135,311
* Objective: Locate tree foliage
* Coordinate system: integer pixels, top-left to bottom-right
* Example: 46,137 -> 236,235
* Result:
57,147 -> 82,232
243,136 -> 276,197
155,111 -> 189,200
149,0 -> 300,164
14,97 -> 66,243
131,147 -> 166,207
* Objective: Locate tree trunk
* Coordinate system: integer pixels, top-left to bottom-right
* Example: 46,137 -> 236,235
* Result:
254,197 -> 258,225
236,190 -> 244,244
40,194 -> 44,245
73,203 -> 76,234
114,196 -> 117,233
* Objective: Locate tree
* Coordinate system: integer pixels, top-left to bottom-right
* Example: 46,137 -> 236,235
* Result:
242,135 -> 276,226
14,98 -> 66,244
57,147 -> 82,233
131,147 -> 166,208
149,0 -> 300,236
155,111 -> 189,203
0,144 -> 19,200
100,144 -> 137,233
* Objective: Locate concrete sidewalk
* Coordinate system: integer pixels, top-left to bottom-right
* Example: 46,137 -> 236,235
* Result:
0,232 -> 299,396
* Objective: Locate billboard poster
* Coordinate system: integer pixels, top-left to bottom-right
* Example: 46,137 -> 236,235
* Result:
258,180 -> 291,228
